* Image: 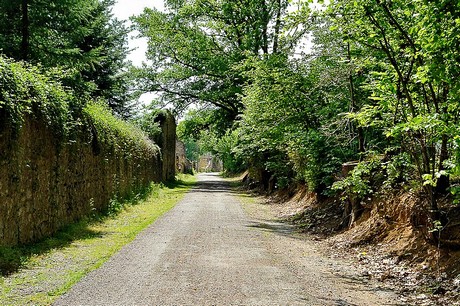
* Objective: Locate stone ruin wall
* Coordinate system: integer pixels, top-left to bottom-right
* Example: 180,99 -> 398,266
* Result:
0,112 -> 176,246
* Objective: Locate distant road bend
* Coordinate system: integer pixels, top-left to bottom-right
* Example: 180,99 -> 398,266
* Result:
55,173 -> 397,305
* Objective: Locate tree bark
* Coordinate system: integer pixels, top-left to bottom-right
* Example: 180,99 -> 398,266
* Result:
347,43 -> 364,153
261,0 -> 269,54
341,161 -> 363,228
21,0 -> 29,61
272,0 -> 282,53
436,134 -> 449,194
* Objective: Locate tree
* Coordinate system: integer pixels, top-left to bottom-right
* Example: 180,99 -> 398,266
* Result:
236,52 -> 355,191
176,107 -> 245,173
77,0 -> 134,118
132,0 -> 290,121
327,0 -> 460,225
0,0 -> 134,116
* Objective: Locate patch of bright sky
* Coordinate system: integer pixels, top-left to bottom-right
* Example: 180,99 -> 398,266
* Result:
112,0 -> 164,66
112,0 -> 165,106
288,0 -> 328,58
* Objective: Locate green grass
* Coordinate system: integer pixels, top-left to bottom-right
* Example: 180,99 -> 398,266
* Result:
0,174 -> 195,306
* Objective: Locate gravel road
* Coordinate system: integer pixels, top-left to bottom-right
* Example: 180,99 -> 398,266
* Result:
55,173 -> 398,305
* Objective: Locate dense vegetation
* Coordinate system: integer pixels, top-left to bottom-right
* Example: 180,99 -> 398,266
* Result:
1,0 -> 459,242
134,0 -> 460,235
0,1 -> 163,204
0,0 -> 135,117
0,55 -> 158,165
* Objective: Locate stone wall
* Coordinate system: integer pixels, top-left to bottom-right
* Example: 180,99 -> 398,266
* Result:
154,111 -> 176,181
175,140 -> 193,174
198,153 -> 223,172
0,114 -> 175,246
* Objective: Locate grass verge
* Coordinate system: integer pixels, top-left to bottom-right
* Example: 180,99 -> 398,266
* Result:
0,174 -> 195,306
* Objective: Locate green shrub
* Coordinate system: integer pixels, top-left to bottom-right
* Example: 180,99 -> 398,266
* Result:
332,155 -> 382,198
286,129 -> 354,194
84,101 -> 159,159
131,105 -> 163,141
0,246 -> 22,275
0,56 -> 158,160
0,56 -> 75,136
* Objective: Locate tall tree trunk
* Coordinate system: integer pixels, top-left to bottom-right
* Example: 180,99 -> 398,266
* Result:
21,0 -> 29,60
272,0 -> 282,53
261,0 -> 268,54
436,134 -> 449,194
347,42 -> 364,153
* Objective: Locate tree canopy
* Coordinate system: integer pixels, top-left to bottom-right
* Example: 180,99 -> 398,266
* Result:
0,0 -> 134,116
133,0 -> 460,230
132,0 -> 292,120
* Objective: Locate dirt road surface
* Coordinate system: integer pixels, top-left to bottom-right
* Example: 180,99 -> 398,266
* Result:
55,173 -> 398,305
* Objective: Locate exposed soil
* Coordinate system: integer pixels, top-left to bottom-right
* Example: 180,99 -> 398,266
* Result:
248,183 -> 460,306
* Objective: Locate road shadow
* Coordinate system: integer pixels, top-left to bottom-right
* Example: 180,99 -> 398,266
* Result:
0,225 -> 105,276
246,220 -> 296,237
188,173 -> 240,194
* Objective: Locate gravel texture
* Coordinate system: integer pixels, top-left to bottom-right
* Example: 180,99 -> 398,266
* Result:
54,173 -> 398,305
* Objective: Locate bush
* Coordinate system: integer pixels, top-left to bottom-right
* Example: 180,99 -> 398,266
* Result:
0,56 -> 76,136
0,246 -> 22,275
287,129 -> 352,194
332,155 -> 382,198
0,56 -> 158,160
84,102 -> 159,160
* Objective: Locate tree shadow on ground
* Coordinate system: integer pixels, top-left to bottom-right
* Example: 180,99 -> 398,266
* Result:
182,172 -> 243,195
246,220 -> 297,238
0,180 -> 167,276
0,223 -> 105,276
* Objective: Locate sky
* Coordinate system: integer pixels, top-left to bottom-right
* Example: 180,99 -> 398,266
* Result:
112,0 -> 165,105
112,0 -> 165,66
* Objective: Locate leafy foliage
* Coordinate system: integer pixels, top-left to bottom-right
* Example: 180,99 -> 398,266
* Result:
325,0 -> 460,216
84,102 -> 159,159
235,54 -> 355,192
0,56 -> 74,134
0,55 -> 158,162
176,107 -> 245,174
131,103 -> 163,140
132,0 -> 291,119
332,156 -> 382,199
0,0 -> 134,116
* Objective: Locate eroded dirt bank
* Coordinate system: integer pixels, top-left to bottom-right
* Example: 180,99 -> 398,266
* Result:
246,183 -> 460,306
